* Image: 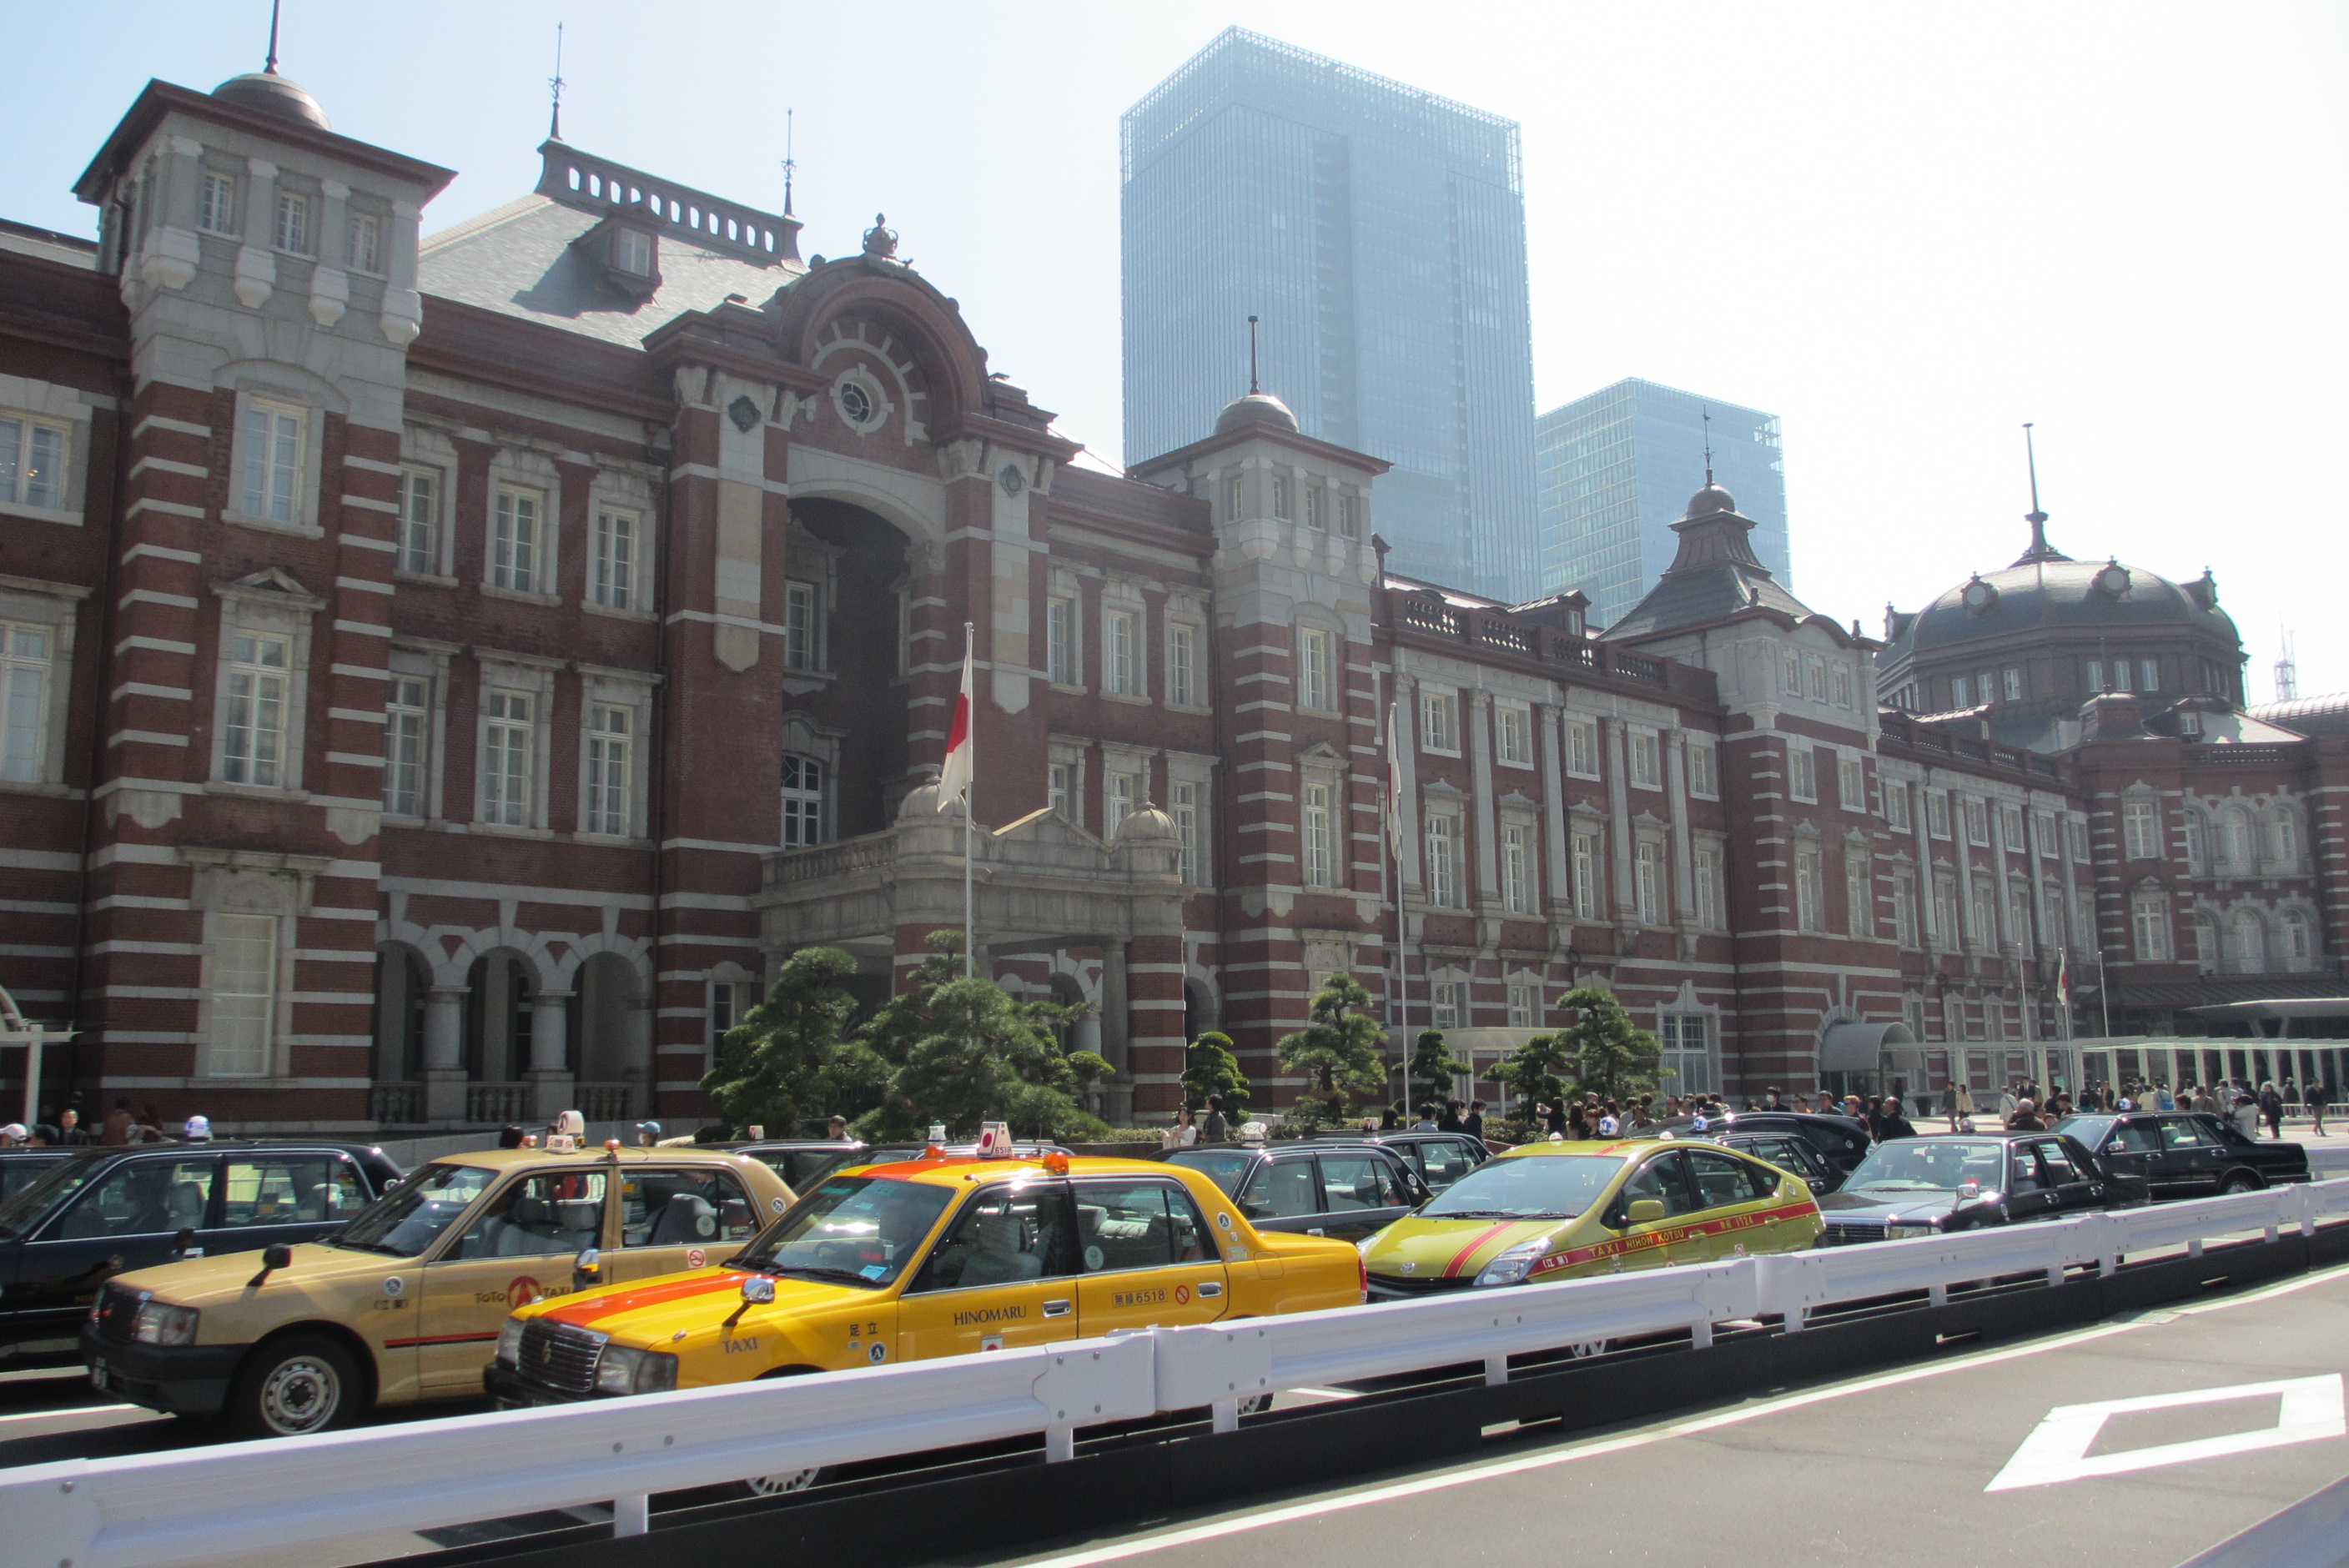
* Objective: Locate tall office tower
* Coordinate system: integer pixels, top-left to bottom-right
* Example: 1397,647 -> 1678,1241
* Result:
1536,378 -> 1792,630
1122,28 -> 1541,602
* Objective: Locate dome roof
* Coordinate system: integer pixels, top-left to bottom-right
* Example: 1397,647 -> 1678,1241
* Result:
1112,802 -> 1180,845
1684,482 -> 1738,518
211,72 -> 330,130
1897,556 -> 2235,658
895,782 -> 945,821
1215,392 -> 1298,435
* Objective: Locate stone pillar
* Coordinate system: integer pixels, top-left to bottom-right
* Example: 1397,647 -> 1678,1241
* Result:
529,990 -> 575,1120
1538,705 -> 1572,921
1467,691 -> 1499,907
422,985 -> 469,1122
1603,718 -> 1637,929
625,996 -> 655,1118
1124,932 -> 1188,1118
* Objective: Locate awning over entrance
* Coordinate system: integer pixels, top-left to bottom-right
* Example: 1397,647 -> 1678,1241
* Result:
1819,1020 -> 1919,1072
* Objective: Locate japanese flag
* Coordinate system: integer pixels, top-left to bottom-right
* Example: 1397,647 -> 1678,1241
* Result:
2056,948 -> 2070,1008
1384,701 -> 1404,857
937,641 -> 974,807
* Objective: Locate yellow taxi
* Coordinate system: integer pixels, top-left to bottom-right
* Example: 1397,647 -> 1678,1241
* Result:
1359,1137 -> 1822,1299
82,1141 -> 792,1437
485,1150 -> 1364,1418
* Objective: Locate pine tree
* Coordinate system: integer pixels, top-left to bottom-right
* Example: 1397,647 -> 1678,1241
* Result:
1182,1031 -> 1250,1116
1556,984 -> 1662,1102
1276,971 -> 1388,1123
1489,1032 -> 1575,1120
699,946 -> 882,1134
1406,1028 -> 1473,1107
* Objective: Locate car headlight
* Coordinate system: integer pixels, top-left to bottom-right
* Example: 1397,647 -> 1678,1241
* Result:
496,1317 -> 526,1367
1474,1240 -> 1549,1289
1884,1223 -> 1939,1240
131,1300 -> 199,1346
593,1344 -> 680,1396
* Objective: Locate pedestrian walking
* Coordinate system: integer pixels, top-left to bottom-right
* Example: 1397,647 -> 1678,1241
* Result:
2310,1082 -> 2331,1138
1462,1101 -> 1486,1142
1952,1081 -> 1978,1133
2260,1083 -> 2285,1141
1999,1085 -> 2020,1124
1876,1097 -> 1919,1140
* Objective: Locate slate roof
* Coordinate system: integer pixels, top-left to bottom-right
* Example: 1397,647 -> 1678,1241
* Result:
1602,482 -> 1820,640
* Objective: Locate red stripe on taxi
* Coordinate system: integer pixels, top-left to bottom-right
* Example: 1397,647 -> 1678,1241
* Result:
1531,1199 -> 1818,1276
1442,1222 -> 1515,1278
542,1271 -> 749,1328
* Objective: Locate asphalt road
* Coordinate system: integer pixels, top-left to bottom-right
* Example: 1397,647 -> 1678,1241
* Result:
988,1263 -> 2349,1568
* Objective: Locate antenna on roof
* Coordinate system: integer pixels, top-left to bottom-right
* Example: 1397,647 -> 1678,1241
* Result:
782,108 -> 797,216
1247,314 -> 1260,395
547,22 -> 566,142
1701,405 -> 1714,487
264,0 -> 282,73
2276,624 -> 2299,702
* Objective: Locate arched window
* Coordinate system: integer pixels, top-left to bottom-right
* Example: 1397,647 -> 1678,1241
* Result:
2224,910 -> 2265,975
2182,811 -> 2206,869
2271,812 -> 2301,867
2281,910 -> 2315,969
2130,892 -> 2170,962
2224,808 -> 2256,869
2193,913 -> 2219,975
781,753 -> 827,847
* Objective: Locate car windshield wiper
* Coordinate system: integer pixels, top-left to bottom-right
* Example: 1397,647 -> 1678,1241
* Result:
757,1263 -> 881,1286
329,1237 -> 410,1256
1435,1207 -> 1575,1220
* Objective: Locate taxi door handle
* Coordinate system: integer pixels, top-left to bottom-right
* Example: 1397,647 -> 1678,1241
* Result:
1042,1299 -> 1072,1317
1198,1282 -> 1225,1298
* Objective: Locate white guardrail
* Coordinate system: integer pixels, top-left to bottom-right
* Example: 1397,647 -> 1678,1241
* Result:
9,1177 -> 2349,1568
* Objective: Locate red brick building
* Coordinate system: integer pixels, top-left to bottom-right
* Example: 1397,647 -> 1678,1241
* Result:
1,74 -> 2341,1133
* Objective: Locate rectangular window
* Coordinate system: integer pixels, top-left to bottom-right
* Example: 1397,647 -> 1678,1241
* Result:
1783,651 -> 1802,696
1846,857 -> 1871,939
383,675 -> 428,817
273,189 -> 310,254
239,400 -> 304,524
1171,778 -> 1201,884
1225,474 -> 1243,520
2003,666 -> 2023,701
592,507 -> 639,611
1107,770 -> 1139,836
1934,877 -> 1960,947
1964,797 -> 1989,847
1688,742 -> 1718,797
1302,485 -> 1324,530
1971,882 -> 1996,948
200,170 -> 238,234
1105,608 -> 1139,696
1506,981 -> 1537,1028
1832,664 -> 1853,707
1502,824 -> 1533,914
1565,718 -> 1600,778
2000,802 -> 2026,852
209,912 -> 278,1077
1046,596 -> 1077,686
2132,896 -> 2170,962
480,690 -> 534,827
782,580 -> 819,671
1572,830 -> 1601,920
2068,818 -> 2090,861
1302,780 -> 1335,888
1425,815 -> 1459,907
220,631 -> 289,787
347,210 -> 382,273
2007,882 -> 2034,954
1808,657 -> 1828,702
1420,689 -> 1458,753
1297,626 -> 1332,711
2112,660 -> 2134,693
2085,661 -> 2105,693
1048,761 -> 1075,823
708,980 -> 752,1057
1496,704 -> 1531,766
1659,1014 -> 1710,1096
1893,868 -> 1919,947
1634,840 -> 1663,924
1838,753 -> 1864,812
1338,493 -> 1361,539
0,415 -> 68,510
1927,789 -> 1951,838
1270,475 -> 1291,520
1694,846 -> 1723,930
2140,659 -> 2160,693
1,621 -> 53,783
1431,981 -> 1463,1031
614,227 -> 655,276
1167,623 -> 1198,706
583,704 -> 632,836
1795,844 -> 1823,931
1629,731 -> 1661,789
1884,779 -> 1912,832
397,467 -> 440,575
490,485 -> 541,593
2122,798 -> 2160,860
1788,745 -> 1816,802
780,753 -> 825,847
1951,675 -> 1972,708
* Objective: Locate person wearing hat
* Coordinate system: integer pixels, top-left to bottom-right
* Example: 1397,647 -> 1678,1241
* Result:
183,1114 -> 214,1142
634,1121 -> 662,1147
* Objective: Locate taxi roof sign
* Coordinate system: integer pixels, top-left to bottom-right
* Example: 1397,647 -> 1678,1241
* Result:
974,1121 -> 1014,1158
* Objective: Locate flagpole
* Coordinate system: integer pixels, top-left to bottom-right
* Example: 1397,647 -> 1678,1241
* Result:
962,621 -> 975,983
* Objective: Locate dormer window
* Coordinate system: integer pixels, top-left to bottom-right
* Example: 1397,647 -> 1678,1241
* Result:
613,227 -> 655,276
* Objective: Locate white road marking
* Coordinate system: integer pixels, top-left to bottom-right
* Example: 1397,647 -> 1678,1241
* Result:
0,1402 -> 135,1424
1984,1375 -> 2346,1491
1003,1258 -> 2349,1568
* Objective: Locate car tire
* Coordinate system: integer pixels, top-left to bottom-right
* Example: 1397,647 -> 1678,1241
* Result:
2221,1172 -> 2263,1194
223,1333 -> 363,1439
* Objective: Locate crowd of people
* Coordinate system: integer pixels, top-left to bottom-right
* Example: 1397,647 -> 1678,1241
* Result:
0,1100 -> 212,1148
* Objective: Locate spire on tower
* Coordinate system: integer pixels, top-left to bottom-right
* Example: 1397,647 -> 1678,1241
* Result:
782,107 -> 796,217
264,0 -> 283,73
1246,314 -> 1260,395
1702,405 -> 1714,488
2011,421 -> 2072,565
547,22 -> 566,142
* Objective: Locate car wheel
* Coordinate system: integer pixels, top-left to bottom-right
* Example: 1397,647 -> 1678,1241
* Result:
2221,1172 -> 2262,1194
224,1333 -> 362,1439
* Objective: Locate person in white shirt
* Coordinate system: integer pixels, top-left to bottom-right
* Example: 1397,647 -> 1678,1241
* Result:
1159,1108 -> 1197,1150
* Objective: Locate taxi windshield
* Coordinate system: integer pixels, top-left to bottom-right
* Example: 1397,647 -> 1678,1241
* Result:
1163,1148 -> 1255,1196
0,1151 -> 105,1239
1420,1153 -> 1626,1221
1843,1139 -> 2007,1194
332,1161 -> 498,1256
734,1176 -> 954,1289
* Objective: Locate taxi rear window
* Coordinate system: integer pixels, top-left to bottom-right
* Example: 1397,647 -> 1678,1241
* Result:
1164,1148 -> 1255,1196
1420,1154 -> 1627,1221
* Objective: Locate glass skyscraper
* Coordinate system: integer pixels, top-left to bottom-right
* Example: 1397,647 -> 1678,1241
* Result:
1536,378 -> 1792,630
1121,28 -> 1541,603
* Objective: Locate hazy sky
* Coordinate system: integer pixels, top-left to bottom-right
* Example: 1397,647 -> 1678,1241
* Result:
12,3 -> 2345,696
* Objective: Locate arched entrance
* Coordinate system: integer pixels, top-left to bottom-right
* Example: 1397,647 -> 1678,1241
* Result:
574,952 -> 647,1121
369,944 -> 430,1123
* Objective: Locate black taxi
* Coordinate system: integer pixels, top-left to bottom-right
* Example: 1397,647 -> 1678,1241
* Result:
1158,1141 -> 1428,1241
2055,1111 -> 2309,1198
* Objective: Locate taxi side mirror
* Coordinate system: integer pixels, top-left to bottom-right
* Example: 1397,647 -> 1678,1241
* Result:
246,1242 -> 294,1289
724,1274 -> 776,1331
1626,1199 -> 1666,1225
172,1227 -> 197,1259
